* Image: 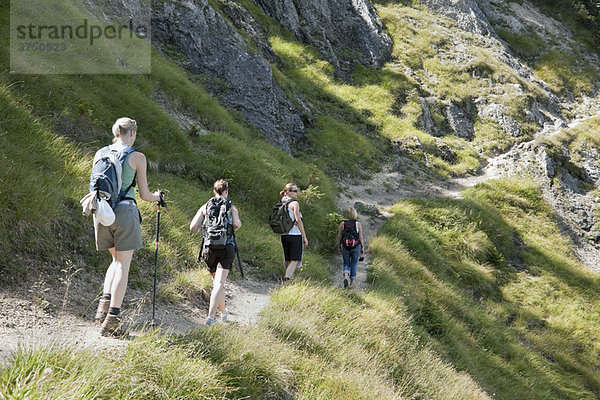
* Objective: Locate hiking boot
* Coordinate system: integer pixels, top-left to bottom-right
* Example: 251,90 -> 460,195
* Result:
100,314 -> 127,338
220,308 -> 229,322
206,316 -> 218,326
94,298 -> 110,323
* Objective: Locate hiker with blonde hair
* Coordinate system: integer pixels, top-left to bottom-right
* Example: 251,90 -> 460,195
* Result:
93,117 -> 165,337
190,179 -> 242,325
278,183 -> 307,281
336,207 -> 364,288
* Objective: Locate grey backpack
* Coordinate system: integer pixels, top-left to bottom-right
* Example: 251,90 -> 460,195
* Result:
203,197 -> 232,248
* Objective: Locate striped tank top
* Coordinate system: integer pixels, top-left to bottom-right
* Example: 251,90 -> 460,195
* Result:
121,155 -> 136,200
109,144 -> 136,201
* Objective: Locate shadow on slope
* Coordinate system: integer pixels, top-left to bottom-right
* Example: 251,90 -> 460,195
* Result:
369,178 -> 600,399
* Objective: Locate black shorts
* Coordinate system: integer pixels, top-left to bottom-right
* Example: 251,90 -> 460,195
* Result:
203,244 -> 235,273
281,234 -> 303,261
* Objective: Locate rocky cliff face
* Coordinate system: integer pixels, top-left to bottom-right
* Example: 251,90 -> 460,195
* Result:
252,0 -> 393,80
414,0 -> 600,270
414,0 -> 568,144
149,0 -> 393,150
152,0 -> 306,153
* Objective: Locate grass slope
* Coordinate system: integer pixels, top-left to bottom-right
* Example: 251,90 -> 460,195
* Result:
4,179 -> 600,399
0,0 -> 340,292
1,281 -> 490,400
370,179 -> 600,399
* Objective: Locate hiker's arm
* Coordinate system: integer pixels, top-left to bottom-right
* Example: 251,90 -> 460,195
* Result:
358,222 -> 365,253
190,205 -> 206,232
290,202 -> 308,247
130,152 -> 160,202
231,206 -> 242,231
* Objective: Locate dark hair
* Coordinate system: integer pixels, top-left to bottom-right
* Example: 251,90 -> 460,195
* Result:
279,182 -> 297,197
214,179 -> 229,195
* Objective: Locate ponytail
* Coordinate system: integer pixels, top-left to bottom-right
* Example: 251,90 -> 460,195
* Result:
112,117 -> 137,142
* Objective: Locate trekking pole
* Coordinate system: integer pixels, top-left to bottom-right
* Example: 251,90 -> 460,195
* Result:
152,190 -> 166,326
232,231 -> 244,278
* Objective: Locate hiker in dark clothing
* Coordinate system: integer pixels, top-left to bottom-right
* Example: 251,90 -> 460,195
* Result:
336,207 -> 364,288
93,117 -> 164,337
190,179 -> 242,325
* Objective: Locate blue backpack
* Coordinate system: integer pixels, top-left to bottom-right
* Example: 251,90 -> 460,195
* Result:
89,146 -> 137,208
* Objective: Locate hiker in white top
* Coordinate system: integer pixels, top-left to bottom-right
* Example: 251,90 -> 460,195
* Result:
279,183 -> 308,281
93,117 -> 164,337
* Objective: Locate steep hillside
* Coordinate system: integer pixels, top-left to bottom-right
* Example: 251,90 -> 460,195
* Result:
371,180 -> 600,398
1,0 -> 600,398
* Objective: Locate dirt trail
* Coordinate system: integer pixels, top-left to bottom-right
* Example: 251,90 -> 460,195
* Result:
329,166 -> 497,289
0,277 -> 278,366
0,153 -> 521,369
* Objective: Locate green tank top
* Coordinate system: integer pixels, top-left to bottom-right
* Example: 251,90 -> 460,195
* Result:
121,154 -> 136,200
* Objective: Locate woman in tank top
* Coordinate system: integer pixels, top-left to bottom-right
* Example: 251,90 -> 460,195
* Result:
93,117 -> 164,337
279,183 -> 308,281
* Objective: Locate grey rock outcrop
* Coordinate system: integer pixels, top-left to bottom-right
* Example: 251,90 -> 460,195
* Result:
420,0 -> 498,38
83,0 -> 150,26
580,148 -> 600,186
252,0 -> 393,79
444,102 -> 475,140
218,0 -> 276,63
152,0 -> 306,153
433,137 -> 457,163
419,97 -> 439,136
478,102 -> 522,137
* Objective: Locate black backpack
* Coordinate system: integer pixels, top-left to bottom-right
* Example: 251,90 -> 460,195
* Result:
203,196 -> 232,249
341,220 -> 360,249
89,146 -> 136,208
269,199 -> 295,234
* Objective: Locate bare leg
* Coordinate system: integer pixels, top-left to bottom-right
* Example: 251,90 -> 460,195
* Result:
109,250 -> 134,308
285,260 -> 300,279
211,272 -> 226,314
208,267 -> 229,318
218,292 -> 226,314
102,248 -> 118,294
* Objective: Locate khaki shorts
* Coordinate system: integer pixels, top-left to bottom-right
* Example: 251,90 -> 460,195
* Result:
94,202 -> 143,251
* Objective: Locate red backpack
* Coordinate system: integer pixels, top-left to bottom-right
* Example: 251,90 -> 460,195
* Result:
341,220 -> 360,249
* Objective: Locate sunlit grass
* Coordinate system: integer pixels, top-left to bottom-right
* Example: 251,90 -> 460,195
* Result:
1,281 -> 490,399
370,178 -> 600,399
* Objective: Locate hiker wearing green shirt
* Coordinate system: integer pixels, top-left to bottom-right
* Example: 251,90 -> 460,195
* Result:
93,117 -> 164,337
